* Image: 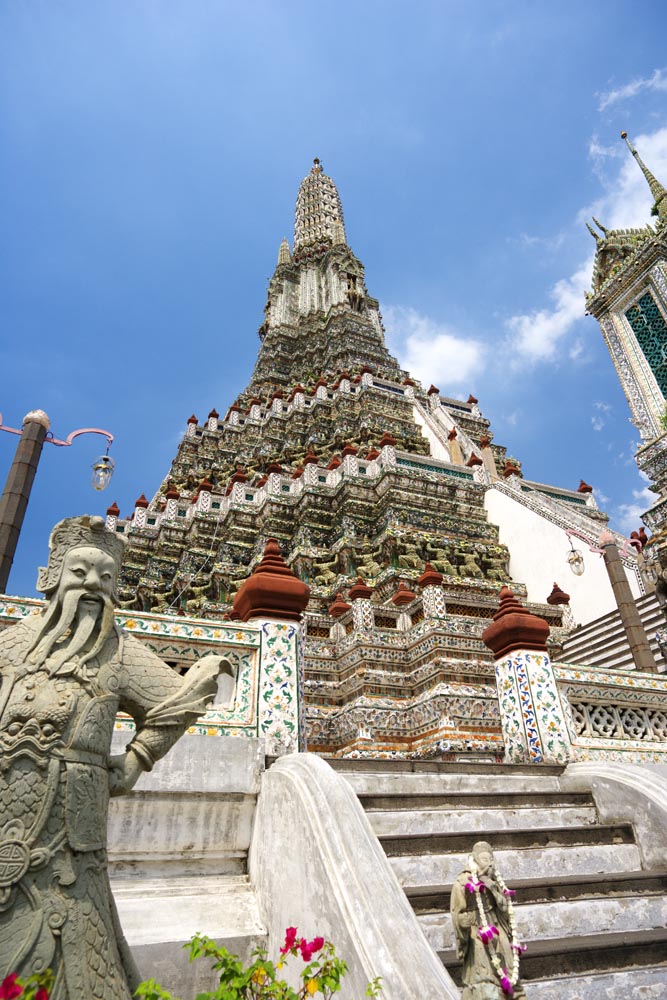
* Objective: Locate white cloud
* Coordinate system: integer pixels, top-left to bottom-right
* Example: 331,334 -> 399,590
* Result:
505,126 -> 667,366
591,416 -> 605,432
504,258 -> 593,363
615,485 -> 655,533
510,232 -> 565,251
381,305 -> 482,389
597,68 -> 667,111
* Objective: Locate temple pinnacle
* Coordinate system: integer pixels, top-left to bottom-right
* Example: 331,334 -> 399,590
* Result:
621,131 -> 667,223
294,158 -> 347,253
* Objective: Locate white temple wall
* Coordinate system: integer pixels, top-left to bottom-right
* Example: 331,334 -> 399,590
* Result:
484,486 -> 642,626
411,404 -> 451,462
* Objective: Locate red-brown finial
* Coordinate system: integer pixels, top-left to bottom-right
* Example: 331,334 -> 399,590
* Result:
232,539 -> 310,623
482,586 -> 549,658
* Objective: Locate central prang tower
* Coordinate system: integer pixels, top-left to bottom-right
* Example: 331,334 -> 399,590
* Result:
111,159 -> 614,758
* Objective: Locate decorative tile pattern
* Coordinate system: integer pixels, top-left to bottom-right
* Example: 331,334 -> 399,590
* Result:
258,621 -> 302,755
494,651 -> 571,764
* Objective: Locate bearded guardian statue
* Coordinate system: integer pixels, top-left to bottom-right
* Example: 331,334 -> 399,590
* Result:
0,516 -> 231,999
450,841 -> 527,999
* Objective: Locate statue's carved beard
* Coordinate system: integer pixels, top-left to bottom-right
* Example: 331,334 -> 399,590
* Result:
27,587 -> 116,673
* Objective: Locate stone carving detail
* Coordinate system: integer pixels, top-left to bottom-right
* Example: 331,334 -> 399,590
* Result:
571,701 -> 667,741
450,841 -> 526,999
0,516 -> 230,997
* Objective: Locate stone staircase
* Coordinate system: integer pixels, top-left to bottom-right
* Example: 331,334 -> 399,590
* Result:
561,591 -> 667,672
333,759 -> 667,998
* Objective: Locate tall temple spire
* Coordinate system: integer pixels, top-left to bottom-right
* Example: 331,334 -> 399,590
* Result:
621,131 -> 667,223
294,158 -> 347,254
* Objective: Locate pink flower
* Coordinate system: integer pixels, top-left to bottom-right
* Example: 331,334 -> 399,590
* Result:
512,942 -> 527,954
299,936 -> 324,962
0,974 -> 23,1000
500,971 -> 514,995
280,926 -> 298,955
477,924 -> 499,944
503,888 -> 516,898
35,990 -> 49,1000
464,878 -> 485,893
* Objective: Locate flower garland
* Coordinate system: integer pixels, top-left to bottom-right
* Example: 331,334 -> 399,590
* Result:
465,856 -> 526,997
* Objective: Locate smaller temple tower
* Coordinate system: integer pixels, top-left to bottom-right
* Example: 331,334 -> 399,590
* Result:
586,132 -> 667,442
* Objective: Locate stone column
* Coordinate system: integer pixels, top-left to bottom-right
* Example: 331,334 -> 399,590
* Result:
105,501 -> 120,532
196,478 -> 213,513
479,434 -> 498,481
342,443 -> 359,477
133,493 -> 149,528
378,432 -> 397,469
348,577 -> 374,631
599,530 -> 657,672
447,428 -> 463,465
164,487 -> 180,521
233,538 -> 310,755
328,592 -> 351,640
391,581 -> 416,630
418,563 -> 447,618
482,586 -> 571,764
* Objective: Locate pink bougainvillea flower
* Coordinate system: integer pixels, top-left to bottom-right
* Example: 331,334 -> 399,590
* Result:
34,989 -> 50,1000
310,937 -> 324,953
0,973 -> 23,1000
300,938 -> 314,962
280,926 -> 298,955
500,971 -> 514,995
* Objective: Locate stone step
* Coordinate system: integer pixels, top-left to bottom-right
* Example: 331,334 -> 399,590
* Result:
379,823 -> 635,858
440,927 -> 667,985
113,873 -> 266,949
359,790 -> 593,811
418,891 -> 667,952
367,802 -> 598,837
407,868 -> 667,912
528,965 -> 667,998
342,769 -> 565,797
330,759 -> 565,776
391,842 -> 642,889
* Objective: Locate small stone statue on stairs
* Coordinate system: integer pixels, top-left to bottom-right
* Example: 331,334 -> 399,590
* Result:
450,841 -> 527,998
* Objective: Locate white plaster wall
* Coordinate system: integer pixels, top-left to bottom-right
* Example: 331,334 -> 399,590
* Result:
484,486 -> 642,625
412,404 -> 451,462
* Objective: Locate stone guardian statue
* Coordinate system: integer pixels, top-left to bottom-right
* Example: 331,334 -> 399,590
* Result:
0,516 -> 231,999
450,841 -> 527,998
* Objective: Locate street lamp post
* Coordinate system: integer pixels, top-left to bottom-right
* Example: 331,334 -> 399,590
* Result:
0,409 -> 114,594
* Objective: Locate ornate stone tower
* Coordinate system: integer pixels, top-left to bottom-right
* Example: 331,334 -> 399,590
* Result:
586,132 -> 667,442
110,159 -> 616,758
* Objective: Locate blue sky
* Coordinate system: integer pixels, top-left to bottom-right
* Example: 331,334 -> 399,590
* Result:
2,0 -> 667,598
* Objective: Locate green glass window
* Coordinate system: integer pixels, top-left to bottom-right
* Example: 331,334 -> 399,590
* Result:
625,292 -> 667,395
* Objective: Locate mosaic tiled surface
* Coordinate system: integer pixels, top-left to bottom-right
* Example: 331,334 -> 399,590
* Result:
495,651 -> 570,764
